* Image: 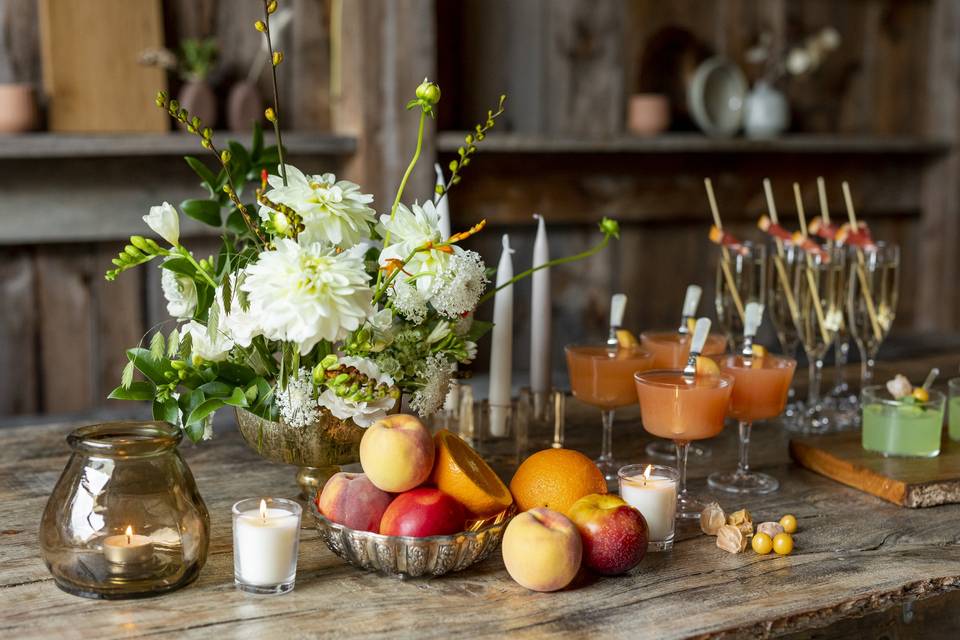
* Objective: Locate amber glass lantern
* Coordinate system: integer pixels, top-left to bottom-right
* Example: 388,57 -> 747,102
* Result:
39,422 -> 210,599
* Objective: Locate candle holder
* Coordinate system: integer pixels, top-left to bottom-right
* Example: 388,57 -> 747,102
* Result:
39,422 -> 210,599
517,387 -> 565,458
617,464 -> 679,552
232,498 -> 302,595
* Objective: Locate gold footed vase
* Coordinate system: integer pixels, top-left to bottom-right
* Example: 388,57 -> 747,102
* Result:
235,408 -> 365,500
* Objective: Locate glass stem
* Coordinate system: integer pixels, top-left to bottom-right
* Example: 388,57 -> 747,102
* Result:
835,339 -> 849,390
808,358 -> 824,409
862,353 -> 876,388
674,440 -> 690,496
737,421 -> 752,476
600,410 -> 615,463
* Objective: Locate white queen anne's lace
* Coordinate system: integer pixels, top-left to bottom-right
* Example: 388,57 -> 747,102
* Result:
410,353 -> 455,417
278,368 -> 321,428
430,250 -> 488,319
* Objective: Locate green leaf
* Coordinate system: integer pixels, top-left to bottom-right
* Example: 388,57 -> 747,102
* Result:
160,257 -> 197,278
260,145 -> 280,165
180,198 -> 221,226
127,348 -> 174,385
184,421 -> 205,443
464,320 -> 494,342
185,397 -> 225,427
184,156 -> 218,195
193,282 -> 214,322
199,381 -> 233,397
108,381 -> 155,401
225,208 -> 249,235
216,362 -> 257,386
223,386 -> 248,407
150,332 -> 166,359
167,331 -> 180,358
153,397 -> 180,425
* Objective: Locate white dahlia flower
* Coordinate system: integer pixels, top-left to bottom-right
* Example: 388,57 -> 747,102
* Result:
241,239 -> 373,354
379,200 -> 453,295
258,165 -> 376,248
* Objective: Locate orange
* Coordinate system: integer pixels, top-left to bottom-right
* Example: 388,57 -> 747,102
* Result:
509,448 -> 607,515
430,430 -> 513,517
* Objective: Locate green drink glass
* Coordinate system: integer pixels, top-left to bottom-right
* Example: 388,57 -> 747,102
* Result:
861,386 -> 945,457
949,378 -> 960,442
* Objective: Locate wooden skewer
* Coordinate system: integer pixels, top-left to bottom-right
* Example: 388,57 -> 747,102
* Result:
816,176 -> 831,226
794,183 -> 832,346
842,182 -> 883,342
704,178 -> 746,324
762,178 -> 801,325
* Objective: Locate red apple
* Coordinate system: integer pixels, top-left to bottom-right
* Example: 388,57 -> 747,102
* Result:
567,493 -> 648,575
317,472 -> 393,533
379,487 -> 466,537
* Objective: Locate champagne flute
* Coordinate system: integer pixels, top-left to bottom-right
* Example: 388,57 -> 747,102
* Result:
766,240 -> 803,424
792,243 -> 846,432
847,242 -> 899,392
715,242 -> 767,352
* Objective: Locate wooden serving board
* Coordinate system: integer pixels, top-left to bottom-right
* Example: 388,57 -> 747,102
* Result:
790,431 -> 960,507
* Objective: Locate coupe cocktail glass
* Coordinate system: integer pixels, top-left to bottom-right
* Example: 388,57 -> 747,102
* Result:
793,244 -> 846,432
847,242 -> 900,396
566,345 -> 653,486
707,354 -> 796,494
715,242 -> 766,351
640,330 -> 726,460
634,369 -> 734,519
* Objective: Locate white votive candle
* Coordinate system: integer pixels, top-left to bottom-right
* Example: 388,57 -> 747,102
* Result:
232,498 -> 302,595
103,525 -> 154,565
618,464 -> 679,551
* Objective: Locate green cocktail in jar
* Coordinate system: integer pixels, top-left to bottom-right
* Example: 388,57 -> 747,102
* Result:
861,385 -> 945,457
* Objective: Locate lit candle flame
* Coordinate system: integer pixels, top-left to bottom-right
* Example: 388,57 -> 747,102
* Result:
125,525 -> 133,544
643,465 -> 653,485
259,498 -> 268,521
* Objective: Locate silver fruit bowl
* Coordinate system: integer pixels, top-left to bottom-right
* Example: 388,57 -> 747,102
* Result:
310,501 -> 514,578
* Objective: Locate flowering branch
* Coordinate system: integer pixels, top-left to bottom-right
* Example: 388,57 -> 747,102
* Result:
256,0 -> 287,185
435,95 -> 506,204
477,218 -> 620,305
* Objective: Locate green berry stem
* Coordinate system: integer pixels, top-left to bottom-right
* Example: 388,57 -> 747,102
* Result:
262,0 -> 287,186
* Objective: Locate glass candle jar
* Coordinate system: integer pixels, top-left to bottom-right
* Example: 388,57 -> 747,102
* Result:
233,498 -> 302,595
617,464 -> 678,551
861,386 -> 945,457
40,422 -> 210,599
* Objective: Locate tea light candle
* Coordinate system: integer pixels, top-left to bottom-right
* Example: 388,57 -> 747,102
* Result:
618,464 -> 678,551
233,498 -> 302,594
103,525 -> 153,565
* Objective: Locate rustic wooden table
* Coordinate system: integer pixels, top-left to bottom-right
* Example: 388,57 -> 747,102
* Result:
3,353 -> 960,639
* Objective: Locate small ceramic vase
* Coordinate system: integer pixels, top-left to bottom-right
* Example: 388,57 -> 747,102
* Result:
744,81 -> 790,139
0,84 -> 39,132
627,94 -> 670,136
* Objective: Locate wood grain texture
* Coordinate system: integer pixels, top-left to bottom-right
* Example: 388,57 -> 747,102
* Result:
3,351 -> 960,638
0,250 -> 37,414
790,432 -> 960,508
38,0 -> 168,132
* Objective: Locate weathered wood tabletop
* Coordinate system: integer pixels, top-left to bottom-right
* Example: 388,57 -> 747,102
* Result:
3,352 -> 960,639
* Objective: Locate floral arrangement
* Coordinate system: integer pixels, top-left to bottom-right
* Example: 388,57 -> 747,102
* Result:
106,0 -> 618,442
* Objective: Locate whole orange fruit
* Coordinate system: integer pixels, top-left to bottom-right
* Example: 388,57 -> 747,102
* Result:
509,448 -> 607,514
430,430 -> 513,517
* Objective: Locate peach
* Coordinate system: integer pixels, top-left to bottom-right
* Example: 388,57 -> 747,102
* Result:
501,507 -> 582,592
568,494 -> 648,575
379,488 -> 465,537
359,414 -> 435,492
317,472 -> 393,533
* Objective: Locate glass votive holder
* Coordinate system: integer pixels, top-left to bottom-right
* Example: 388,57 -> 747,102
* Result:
40,422 -> 210,599
861,386 -> 945,457
232,498 -> 302,595
949,378 -> 960,442
617,464 -> 679,552
517,388 -> 565,459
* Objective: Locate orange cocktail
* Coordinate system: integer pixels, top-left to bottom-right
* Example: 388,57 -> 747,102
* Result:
707,353 -> 796,495
634,369 -> 734,519
566,345 -> 654,486
640,331 -> 728,369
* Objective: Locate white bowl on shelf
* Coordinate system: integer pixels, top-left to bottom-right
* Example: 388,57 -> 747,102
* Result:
687,57 -> 748,138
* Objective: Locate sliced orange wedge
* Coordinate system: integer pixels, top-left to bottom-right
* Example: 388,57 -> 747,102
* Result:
431,430 -> 513,518
616,329 -> 639,348
695,356 -> 721,377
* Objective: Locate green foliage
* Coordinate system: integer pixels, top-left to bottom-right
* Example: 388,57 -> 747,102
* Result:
435,95 -> 506,201
179,38 -> 218,82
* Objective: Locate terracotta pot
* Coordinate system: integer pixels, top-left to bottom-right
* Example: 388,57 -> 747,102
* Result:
0,84 -> 39,133
177,80 -> 217,130
627,94 -> 670,136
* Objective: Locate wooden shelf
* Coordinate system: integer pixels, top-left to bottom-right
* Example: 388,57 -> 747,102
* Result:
437,132 -> 951,156
0,131 -> 357,159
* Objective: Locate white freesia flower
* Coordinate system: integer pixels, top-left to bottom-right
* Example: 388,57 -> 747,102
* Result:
241,239 -> 373,354
379,201 -> 454,295
318,356 -> 397,428
185,320 -> 233,363
259,165 -> 376,248
463,340 -> 478,362
278,368 -> 320,428
160,268 -> 197,320
430,250 -> 488,319
410,353 -> 454,417
143,202 -> 180,246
